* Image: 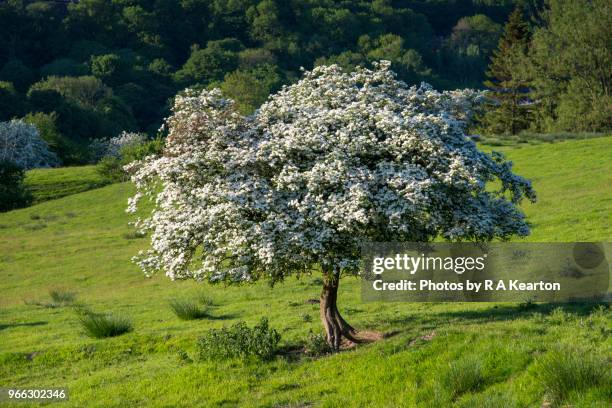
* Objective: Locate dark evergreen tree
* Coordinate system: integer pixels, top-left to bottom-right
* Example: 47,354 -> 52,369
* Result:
480,7 -> 532,135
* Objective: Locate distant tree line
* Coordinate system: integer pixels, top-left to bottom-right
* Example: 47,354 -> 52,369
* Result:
0,0 -> 609,166
0,0 -> 519,164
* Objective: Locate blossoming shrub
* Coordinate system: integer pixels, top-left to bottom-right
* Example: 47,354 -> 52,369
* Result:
94,132 -> 163,182
127,61 -> 535,348
0,119 -> 60,169
90,131 -> 147,162
197,318 -> 281,361
105,132 -> 147,158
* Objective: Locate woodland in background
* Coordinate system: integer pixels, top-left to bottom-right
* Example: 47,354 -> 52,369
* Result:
0,0 -> 609,165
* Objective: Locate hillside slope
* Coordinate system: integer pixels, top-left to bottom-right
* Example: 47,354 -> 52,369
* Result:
0,137 -> 610,407
25,166 -> 109,204
482,137 -> 611,241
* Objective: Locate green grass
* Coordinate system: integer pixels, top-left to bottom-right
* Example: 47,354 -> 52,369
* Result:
24,165 -> 110,204
0,137 -> 610,407
442,355 -> 486,398
534,347 -> 610,406
478,131 -> 610,147
480,136 -> 612,241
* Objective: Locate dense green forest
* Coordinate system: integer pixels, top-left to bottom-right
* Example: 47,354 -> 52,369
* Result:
0,0 -> 609,165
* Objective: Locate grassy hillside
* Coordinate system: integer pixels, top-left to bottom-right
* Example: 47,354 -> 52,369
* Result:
480,137 -> 611,241
0,138 -> 610,407
25,166 -> 109,204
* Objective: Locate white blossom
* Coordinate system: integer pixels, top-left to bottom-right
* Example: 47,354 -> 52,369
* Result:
90,131 -> 147,161
0,119 -> 60,169
127,62 -> 536,283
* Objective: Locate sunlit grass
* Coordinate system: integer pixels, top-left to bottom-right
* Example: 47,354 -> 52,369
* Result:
0,137 -> 610,407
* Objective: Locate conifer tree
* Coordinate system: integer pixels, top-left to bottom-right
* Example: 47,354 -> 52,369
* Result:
480,8 -> 531,135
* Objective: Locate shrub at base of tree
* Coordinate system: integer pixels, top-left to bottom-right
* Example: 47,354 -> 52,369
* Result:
305,331 -> 332,356
197,318 -> 281,361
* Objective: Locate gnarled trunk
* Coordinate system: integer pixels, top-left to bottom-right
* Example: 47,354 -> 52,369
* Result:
319,268 -> 360,350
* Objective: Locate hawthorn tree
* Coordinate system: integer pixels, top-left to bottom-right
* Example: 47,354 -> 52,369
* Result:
0,119 -> 60,169
127,62 -> 535,350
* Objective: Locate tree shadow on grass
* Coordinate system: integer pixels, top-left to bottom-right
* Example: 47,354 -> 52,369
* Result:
206,313 -> 239,320
277,344 -> 307,363
379,302 -> 607,330
432,302 -> 606,324
0,321 -> 47,331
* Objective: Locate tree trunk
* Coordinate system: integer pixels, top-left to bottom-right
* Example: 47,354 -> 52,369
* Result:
319,267 -> 359,350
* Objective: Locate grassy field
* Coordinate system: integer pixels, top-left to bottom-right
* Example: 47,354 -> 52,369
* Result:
24,165 -> 109,204
1,137 -> 611,407
479,137 -> 611,241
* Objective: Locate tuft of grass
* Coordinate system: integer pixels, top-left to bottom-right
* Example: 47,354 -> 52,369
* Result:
24,288 -> 77,308
169,299 -> 209,320
535,348 -> 610,405
197,293 -> 215,307
76,308 -> 133,338
49,288 -> 76,305
176,349 -> 193,364
22,223 -> 47,231
442,356 -> 486,398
